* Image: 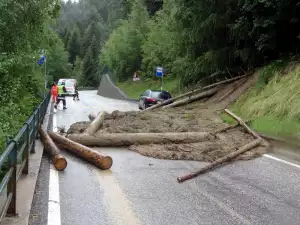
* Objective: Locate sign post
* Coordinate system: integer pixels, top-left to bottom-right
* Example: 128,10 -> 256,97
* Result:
38,49 -> 47,97
156,66 -> 163,90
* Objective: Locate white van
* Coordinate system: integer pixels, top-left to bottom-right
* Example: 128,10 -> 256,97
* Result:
57,78 -> 77,96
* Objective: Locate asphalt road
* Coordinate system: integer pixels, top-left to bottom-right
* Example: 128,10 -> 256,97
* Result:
30,90 -> 300,225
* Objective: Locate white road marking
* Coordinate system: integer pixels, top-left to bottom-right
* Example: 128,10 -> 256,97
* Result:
47,115 -> 61,225
263,154 -> 300,169
93,169 -> 142,225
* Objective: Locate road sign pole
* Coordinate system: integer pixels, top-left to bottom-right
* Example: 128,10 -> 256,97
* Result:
44,57 -> 46,98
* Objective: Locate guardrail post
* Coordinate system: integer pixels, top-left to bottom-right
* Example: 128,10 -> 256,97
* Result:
7,140 -> 17,215
31,112 -> 37,154
35,108 -> 40,140
22,123 -> 29,175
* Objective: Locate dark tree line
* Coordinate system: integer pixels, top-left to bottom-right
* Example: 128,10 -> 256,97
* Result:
100,0 -> 300,85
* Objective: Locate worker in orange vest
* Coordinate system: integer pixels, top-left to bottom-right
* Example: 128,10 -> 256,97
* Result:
51,82 -> 58,103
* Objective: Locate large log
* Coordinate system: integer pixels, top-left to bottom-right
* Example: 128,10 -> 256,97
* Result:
224,109 -> 268,148
67,132 -> 212,147
89,110 -> 138,121
84,111 -> 105,134
177,139 -> 262,183
162,88 -> 218,109
145,74 -> 248,110
38,127 -> 67,171
49,132 -> 113,170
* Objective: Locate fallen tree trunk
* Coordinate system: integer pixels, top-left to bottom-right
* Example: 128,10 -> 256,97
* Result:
89,110 -> 138,121
49,132 -> 113,170
84,111 -> 105,134
224,109 -> 267,146
213,119 -> 252,134
177,139 -> 262,183
145,74 -> 248,111
162,88 -> 218,109
38,127 -> 67,171
67,132 -> 212,147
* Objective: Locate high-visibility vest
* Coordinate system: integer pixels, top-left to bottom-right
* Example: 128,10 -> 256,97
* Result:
57,85 -> 65,96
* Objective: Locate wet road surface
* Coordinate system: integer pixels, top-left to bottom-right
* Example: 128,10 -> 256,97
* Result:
30,91 -> 300,225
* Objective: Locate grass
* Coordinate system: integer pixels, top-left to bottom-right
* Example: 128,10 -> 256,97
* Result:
221,61 -> 300,138
117,76 -> 180,99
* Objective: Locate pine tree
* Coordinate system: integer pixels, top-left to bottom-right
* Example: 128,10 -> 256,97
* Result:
67,25 -> 81,65
82,35 -> 100,87
80,22 -> 102,58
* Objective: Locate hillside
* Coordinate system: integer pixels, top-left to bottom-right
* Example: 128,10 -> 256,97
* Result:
117,60 -> 300,140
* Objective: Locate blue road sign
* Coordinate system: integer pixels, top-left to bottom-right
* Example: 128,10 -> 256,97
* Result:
156,66 -> 163,77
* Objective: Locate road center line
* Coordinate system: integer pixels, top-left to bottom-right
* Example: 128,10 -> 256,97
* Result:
47,114 -> 61,225
93,169 -> 142,225
263,154 -> 300,169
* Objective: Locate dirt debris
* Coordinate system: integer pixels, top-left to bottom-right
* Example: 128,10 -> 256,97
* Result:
67,73 -> 268,162
67,107 -> 268,162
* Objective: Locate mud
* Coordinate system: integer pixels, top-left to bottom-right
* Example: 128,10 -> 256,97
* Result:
67,73 -> 268,162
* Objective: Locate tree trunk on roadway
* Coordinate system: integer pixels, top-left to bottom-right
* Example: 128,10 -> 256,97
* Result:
67,132 -> 212,147
49,132 -> 113,170
177,139 -> 262,183
84,111 -> 105,134
38,127 -> 67,171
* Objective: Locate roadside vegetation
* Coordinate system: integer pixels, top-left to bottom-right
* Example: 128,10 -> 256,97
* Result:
221,61 -> 300,138
0,0 -> 70,152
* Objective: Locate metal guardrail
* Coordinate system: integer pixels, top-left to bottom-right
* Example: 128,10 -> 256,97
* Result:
0,91 -> 51,221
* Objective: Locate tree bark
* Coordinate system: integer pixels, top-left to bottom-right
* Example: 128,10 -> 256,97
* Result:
49,132 -> 113,170
67,132 -> 212,147
177,139 -> 262,183
224,109 -> 266,143
84,111 -> 105,134
89,111 -> 138,121
145,74 -> 248,110
162,88 -> 218,109
38,127 -> 67,171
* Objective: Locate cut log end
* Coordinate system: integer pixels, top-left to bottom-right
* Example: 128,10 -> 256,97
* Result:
100,156 -> 113,170
53,157 -> 68,171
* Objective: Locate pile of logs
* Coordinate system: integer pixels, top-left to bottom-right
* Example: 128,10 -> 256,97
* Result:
38,116 -> 113,171
38,74 -> 268,183
144,74 -> 248,110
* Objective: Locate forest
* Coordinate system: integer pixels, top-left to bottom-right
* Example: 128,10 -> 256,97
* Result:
57,0 -> 300,87
1,0 -> 300,149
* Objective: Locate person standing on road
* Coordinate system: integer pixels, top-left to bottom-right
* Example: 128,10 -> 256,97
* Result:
73,83 -> 79,101
54,82 -> 67,110
51,82 -> 58,103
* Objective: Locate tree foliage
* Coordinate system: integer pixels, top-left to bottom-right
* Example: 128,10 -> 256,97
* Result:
0,0 -> 68,150
55,0 -> 126,86
100,0 -> 300,86
100,0 -> 149,81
